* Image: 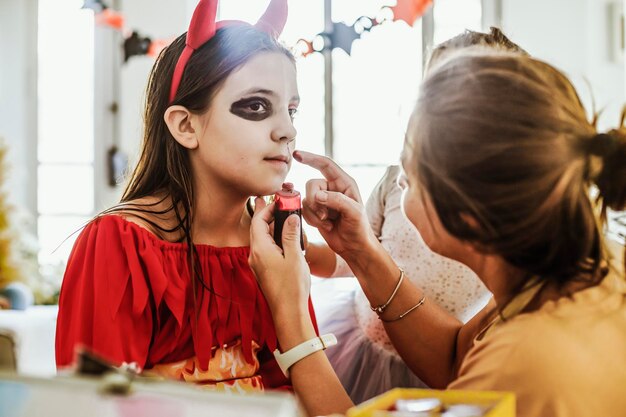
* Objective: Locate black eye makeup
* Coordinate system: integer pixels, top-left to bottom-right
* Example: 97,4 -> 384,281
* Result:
230,96 -> 273,121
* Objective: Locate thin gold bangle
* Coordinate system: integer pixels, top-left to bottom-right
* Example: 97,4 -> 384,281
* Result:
370,268 -> 404,315
379,295 -> 426,323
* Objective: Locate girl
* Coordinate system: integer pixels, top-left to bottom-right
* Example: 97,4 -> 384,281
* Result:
249,47 -> 626,417
55,0 -> 316,393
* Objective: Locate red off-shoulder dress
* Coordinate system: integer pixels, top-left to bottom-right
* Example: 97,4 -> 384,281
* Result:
55,215 -> 317,392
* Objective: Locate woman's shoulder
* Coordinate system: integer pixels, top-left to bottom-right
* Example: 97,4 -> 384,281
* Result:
452,286 -> 626,415
455,279 -> 626,384
450,316 -> 562,394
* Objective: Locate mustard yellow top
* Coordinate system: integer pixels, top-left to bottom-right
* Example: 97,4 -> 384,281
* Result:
449,273 -> 626,417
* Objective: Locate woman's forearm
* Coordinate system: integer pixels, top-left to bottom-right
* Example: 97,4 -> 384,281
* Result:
344,243 -> 464,388
272,311 -> 354,416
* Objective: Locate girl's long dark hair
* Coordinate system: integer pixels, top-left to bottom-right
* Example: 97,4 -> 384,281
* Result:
103,25 -> 293,301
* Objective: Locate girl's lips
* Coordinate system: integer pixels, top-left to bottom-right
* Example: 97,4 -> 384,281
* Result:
264,155 -> 290,163
264,157 -> 290,169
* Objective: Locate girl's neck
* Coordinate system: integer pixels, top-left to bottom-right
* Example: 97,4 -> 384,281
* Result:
190,180 -> 252,247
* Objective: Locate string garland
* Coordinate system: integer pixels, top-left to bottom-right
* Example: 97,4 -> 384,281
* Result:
83,0 -> 432,62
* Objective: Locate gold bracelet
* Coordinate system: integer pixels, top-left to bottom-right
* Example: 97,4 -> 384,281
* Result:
370,268 -> 404,315
379,295 -> 426,323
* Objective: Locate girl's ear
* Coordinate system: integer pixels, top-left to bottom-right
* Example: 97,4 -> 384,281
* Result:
164,105 -> 199,150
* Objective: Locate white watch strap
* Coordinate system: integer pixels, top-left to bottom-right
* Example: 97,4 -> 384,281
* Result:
273,333 -> 337,377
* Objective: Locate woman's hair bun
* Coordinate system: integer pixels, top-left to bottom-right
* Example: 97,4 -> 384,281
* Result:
586,129 -> 626,211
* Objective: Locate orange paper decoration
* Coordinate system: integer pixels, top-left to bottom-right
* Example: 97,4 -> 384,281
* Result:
391,0 -> 433,26
295,39 -> 315,57
95,8 -> 125,30
147,38 -> 175,58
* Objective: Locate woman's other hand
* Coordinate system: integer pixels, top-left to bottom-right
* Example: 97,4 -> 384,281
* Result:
249,202 -> 354,416
248,197 -> 311,319
294,150 -> 378,265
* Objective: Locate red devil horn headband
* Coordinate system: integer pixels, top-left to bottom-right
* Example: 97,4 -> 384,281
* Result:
169,0 -> 288,103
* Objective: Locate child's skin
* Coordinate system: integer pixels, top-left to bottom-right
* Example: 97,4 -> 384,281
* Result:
123,51 -> 300,243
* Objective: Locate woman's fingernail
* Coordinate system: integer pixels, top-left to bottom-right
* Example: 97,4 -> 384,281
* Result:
293,151 -> 302,162
317,209 -> 326,220
288,215 -> 300,227
316,191 -> 328,202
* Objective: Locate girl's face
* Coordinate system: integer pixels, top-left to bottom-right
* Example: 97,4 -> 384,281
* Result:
192,51 -> 299,196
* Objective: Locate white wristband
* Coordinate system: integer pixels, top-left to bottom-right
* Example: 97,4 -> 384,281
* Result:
273,334 -> 337,377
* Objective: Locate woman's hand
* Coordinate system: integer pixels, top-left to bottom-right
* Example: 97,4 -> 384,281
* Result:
249,204 -> 354,417
248,197 -> 311,319
294,150 -> 379,265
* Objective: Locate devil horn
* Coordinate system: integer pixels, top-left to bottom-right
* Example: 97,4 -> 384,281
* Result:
169,0 -> 218,103
254,0 -> 288,37
186,0 -> 218,49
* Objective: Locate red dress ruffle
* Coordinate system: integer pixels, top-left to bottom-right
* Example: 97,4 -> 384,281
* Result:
55,215 -> 317,389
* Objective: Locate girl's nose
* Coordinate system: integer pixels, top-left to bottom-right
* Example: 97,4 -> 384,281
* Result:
271,113 -> 297,143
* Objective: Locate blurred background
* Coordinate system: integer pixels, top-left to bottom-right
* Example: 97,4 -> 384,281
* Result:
0,0 -> 624,309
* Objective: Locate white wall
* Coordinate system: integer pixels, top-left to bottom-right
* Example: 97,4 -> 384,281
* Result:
0,0 -> 38,231
117,0 -> 190,173
95,0 -> 197,211
0,0 -> 196,220
585,0 -> 625,130
2,0 -> 625,216
110,0 -> 625,198
500,0 -> 624,130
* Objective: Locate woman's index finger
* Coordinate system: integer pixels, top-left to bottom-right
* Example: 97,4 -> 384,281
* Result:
294,150 -> 346,182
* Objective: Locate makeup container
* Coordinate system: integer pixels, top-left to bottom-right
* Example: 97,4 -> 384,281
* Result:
273,182 -> 304,251
347,388 -> 513,417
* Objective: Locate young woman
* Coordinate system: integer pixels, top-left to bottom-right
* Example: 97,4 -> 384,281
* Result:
55,0 -> 317,393
249,47 -> 626,416
305,28 -> 524,403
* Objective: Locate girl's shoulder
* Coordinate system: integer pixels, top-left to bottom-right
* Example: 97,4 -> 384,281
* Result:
82,213 -> 250,255
72,214 -> 173,259
87,213 -> 163,242
83,214 -> 188,253
105,196 -> 185,242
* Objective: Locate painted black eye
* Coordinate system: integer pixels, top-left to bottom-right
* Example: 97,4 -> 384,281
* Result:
249,102 -> 265,113
230,97 -> 272,121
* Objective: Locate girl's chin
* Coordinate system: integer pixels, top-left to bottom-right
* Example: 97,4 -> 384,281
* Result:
245,181 -> 286,198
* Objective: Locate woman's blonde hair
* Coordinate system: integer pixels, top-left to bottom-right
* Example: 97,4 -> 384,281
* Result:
411,48 -> 626,286
426,27 -> 528,72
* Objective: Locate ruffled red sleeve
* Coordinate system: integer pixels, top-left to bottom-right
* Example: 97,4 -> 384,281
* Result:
56,215 -> 318,390
55,216 -> 154,370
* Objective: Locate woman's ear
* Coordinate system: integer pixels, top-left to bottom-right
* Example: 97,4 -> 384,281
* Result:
164,105 -> 199,150
459,212 -> 487,254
